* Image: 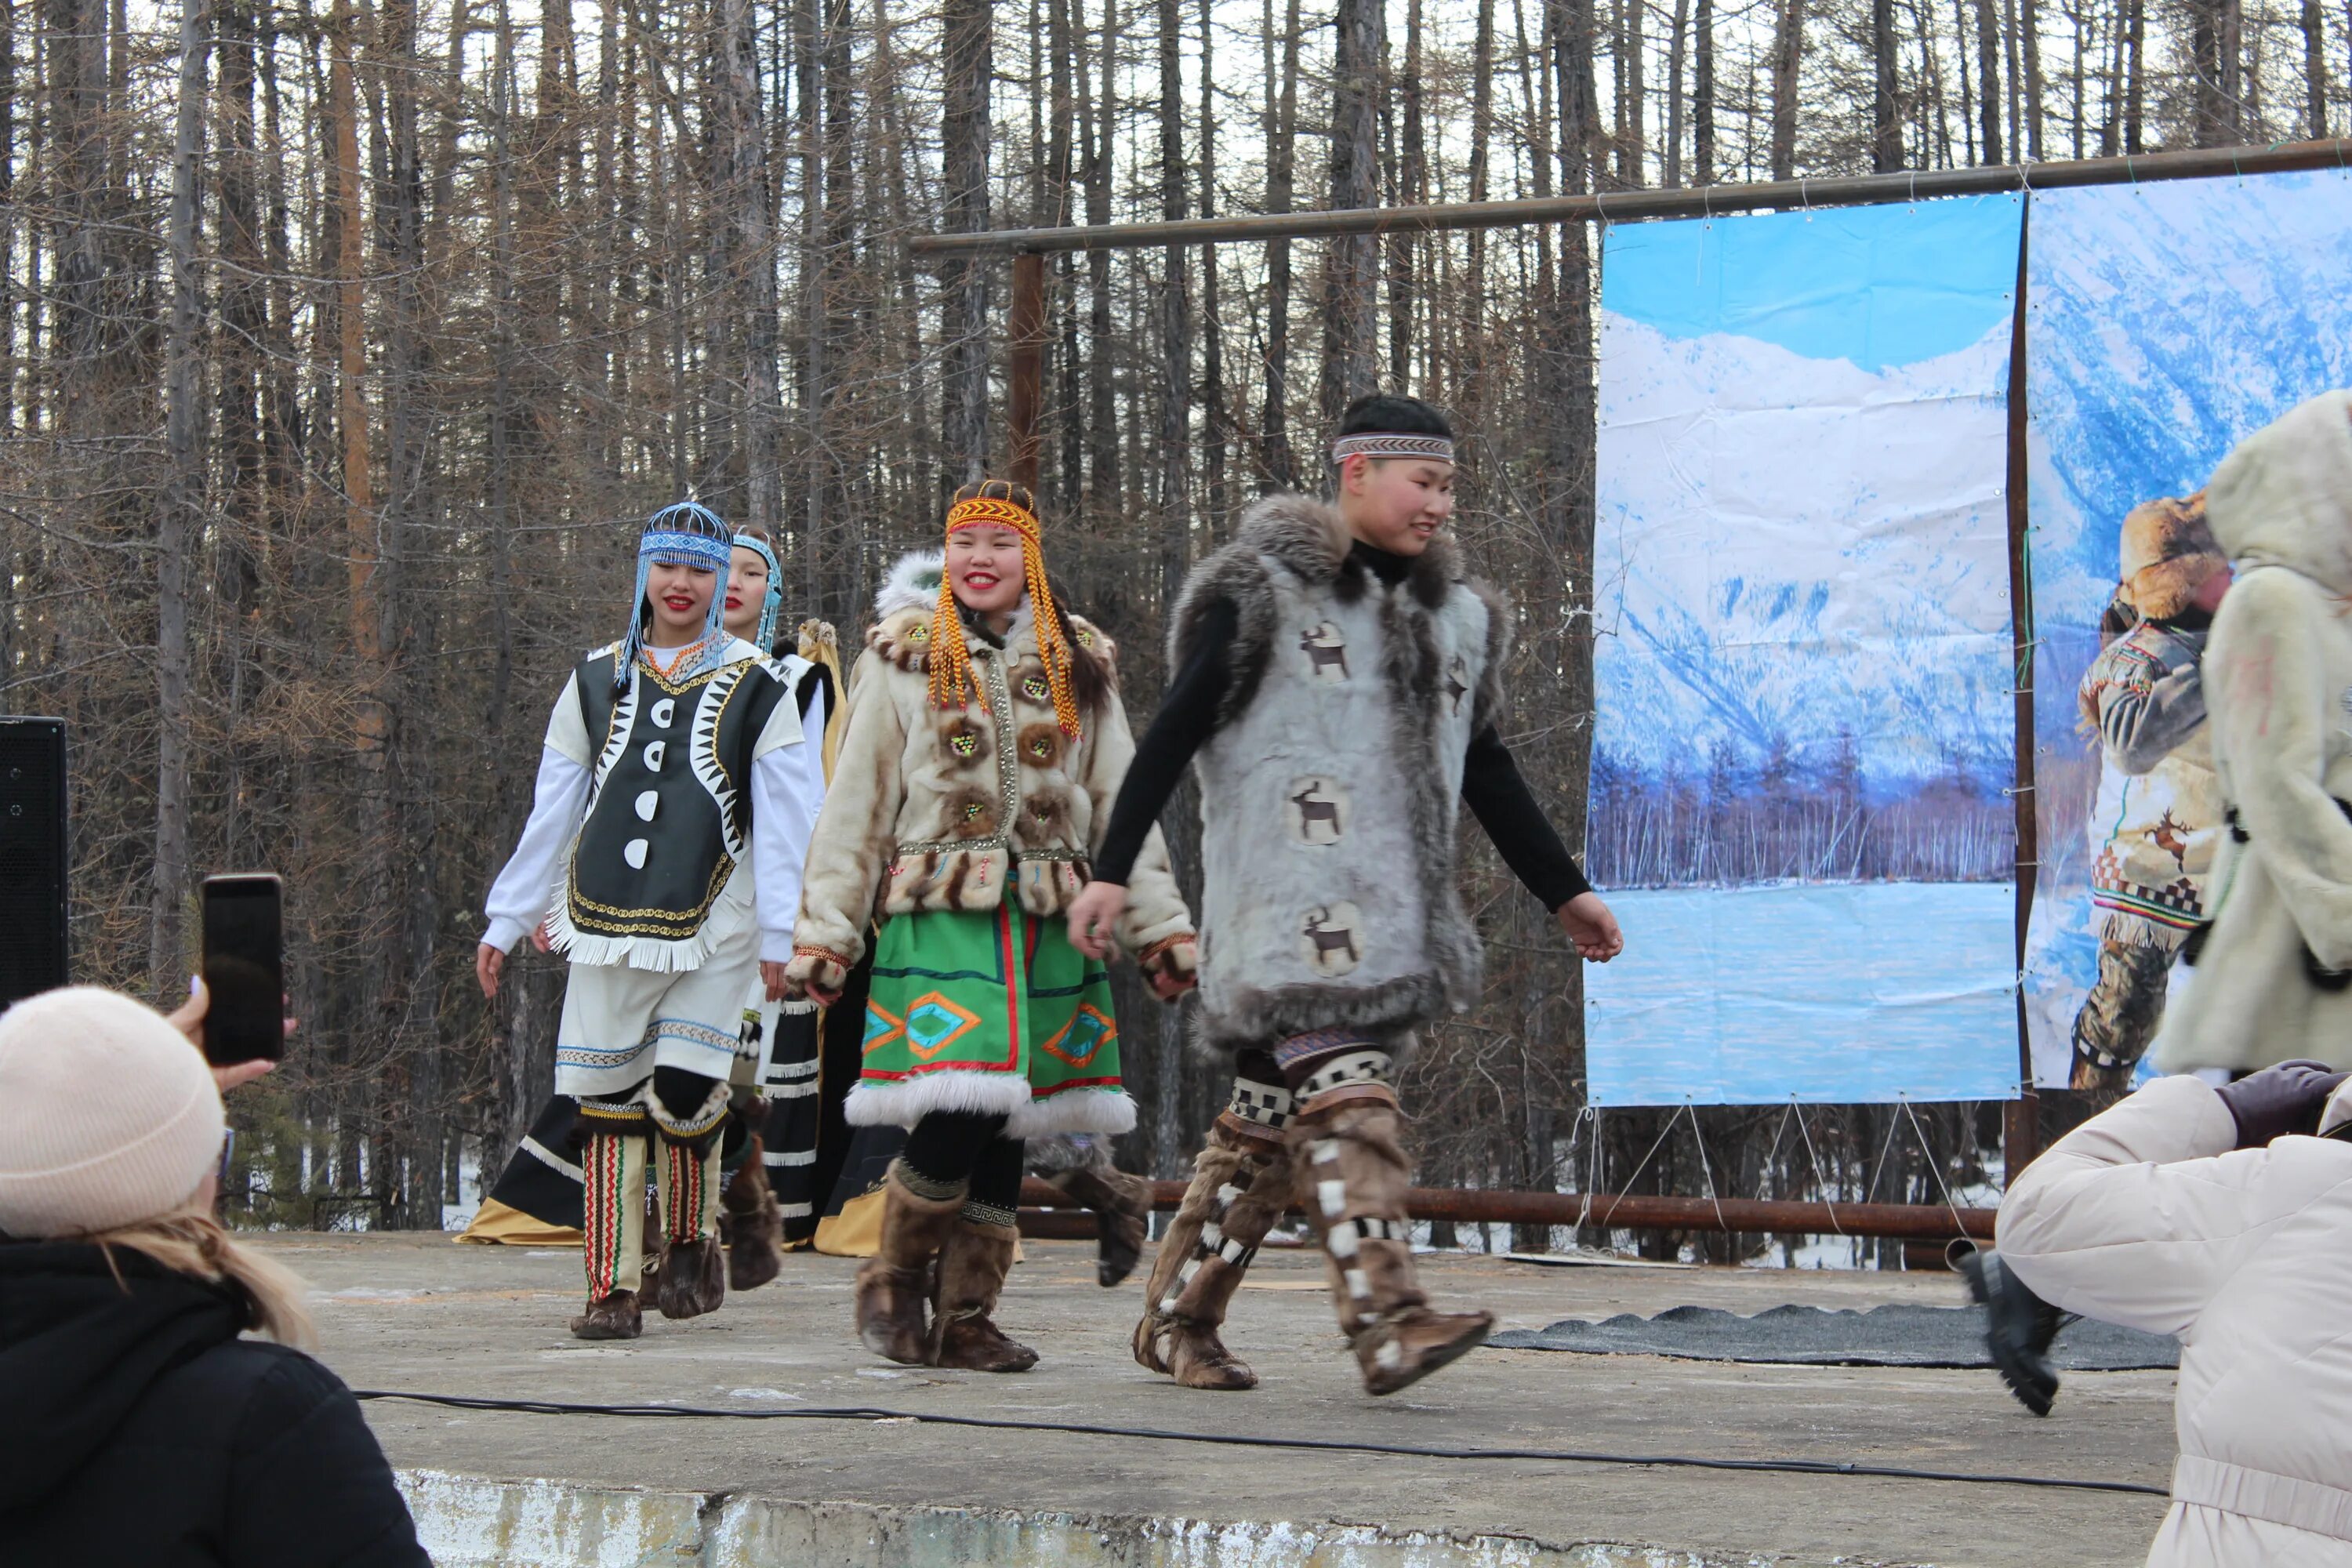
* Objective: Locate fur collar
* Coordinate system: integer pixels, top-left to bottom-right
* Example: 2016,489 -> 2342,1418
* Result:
1230,492 -> 1461,610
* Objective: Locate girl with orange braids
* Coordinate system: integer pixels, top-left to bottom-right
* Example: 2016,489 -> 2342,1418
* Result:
784,481 -> 1196,1371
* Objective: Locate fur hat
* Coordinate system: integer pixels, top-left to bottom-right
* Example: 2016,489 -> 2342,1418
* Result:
0,987 -> 226,1237
2117,491 -> 2222,619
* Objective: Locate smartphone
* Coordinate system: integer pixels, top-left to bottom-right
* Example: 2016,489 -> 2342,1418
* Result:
201,873 -> 283,1066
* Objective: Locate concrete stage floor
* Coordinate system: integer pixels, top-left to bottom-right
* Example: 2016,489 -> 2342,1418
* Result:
269,1232 -> 2178,1567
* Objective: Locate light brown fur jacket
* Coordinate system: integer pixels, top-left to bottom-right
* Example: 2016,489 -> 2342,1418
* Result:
785,552 -> 1195,995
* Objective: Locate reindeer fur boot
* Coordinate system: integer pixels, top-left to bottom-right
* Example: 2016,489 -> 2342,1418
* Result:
929,1218 -> 1038,1372
1135,1120 -> 1297,1391
855,1162 -> 967,1364
568,1288 -> 643,1341
1289,1094 -> 1491,1396
1040,1159 -> 1155,1288
721,1135 -> 786,1292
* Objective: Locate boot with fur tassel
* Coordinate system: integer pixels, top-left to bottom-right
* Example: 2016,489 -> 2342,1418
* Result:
720,1134 -> 786,1291
929,1218 -> 1038,1372
855,1161 -> 966,1364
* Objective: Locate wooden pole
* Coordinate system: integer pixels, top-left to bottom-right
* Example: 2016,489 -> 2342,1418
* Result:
1007,251 -> 1047,493
2005,209 -> 2043,1184
912,136 -> 2352,255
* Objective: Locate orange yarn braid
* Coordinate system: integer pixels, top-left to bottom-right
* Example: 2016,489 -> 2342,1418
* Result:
927,493 -> 1084,739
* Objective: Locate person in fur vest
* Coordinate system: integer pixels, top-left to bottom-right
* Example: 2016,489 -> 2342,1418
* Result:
1067,394 -> 1624,1398
784,479 -> 1197,1373
2068,493 -> 2230,1093
2147,389 -> 2352,1078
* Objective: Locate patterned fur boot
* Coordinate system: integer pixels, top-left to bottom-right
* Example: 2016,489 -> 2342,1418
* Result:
856,1161 -> 967,1364
1134,1121 -> 1296,1391
721,1135 -> 786,1292
1041,1160 -> 1154,1287
928,1218 -> 1039,1372
568,1287 -> 643,1341
655,1236 -> 726,1320
1289,1095 -> 1491,1396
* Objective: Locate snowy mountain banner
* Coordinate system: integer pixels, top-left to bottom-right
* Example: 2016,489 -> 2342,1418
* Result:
2020,170 -> 2352,1089
1584,196 -> 2025,1108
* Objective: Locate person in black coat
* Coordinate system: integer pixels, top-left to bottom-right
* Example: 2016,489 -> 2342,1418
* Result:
0,985 -> 428,1568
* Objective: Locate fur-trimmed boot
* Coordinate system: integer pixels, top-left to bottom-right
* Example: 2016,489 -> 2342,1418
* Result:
1041,1160 -> 1154,1287
1290,1094 -> 1491,1396
929,1218 -> 1038,1372
568,1288 -> 643,1340
855,1162 -> 966,1364
721,1135 -> 786,1292
1134,1120 -> 1296,1391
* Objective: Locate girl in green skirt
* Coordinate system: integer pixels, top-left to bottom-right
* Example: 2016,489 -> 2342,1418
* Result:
785,480 -> 1196,1371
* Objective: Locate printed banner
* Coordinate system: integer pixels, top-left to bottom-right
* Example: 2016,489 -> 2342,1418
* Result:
2020,170 -> 2352,1088
1584,196 -> 2025,1106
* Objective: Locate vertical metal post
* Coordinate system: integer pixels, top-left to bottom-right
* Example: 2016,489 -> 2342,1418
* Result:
2004,205 -> 2043,1185
1007,251 -> 1047,494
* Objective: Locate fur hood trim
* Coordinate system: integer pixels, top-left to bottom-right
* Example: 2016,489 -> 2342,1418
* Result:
1171,491 -> 1490,728
2206,389 -> 2352,596
876,549 -> 944,619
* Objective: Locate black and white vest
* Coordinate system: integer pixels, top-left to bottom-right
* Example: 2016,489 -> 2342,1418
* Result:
1178,495 -> 1503,1049
550,636 -> 788,971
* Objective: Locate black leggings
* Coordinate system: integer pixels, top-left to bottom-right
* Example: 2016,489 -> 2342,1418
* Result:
903,1109 -> 1025,1212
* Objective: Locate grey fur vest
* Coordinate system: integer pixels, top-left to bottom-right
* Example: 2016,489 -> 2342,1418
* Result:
1174,494 -> 1508,1050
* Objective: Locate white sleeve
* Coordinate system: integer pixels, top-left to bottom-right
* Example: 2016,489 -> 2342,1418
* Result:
752,682 -> 829,964
482,746 -> 592,953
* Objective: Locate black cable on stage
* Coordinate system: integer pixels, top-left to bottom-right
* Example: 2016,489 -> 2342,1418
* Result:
354,1388 -> 2171,1498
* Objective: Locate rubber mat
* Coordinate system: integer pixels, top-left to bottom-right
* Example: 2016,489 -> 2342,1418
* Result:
1489,1302 -> 2178,1370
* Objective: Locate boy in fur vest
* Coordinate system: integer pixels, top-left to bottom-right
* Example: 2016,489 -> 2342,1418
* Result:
1068,394 -> 1624,1397
2068,493 -> 2229,1093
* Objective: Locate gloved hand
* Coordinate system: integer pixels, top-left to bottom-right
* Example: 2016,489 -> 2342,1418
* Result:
2213,1061 -> 2350,1149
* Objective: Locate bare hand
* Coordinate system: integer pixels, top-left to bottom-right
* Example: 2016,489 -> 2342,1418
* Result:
476,942 -> 506,999
531,922 -> 553,954
1066,880 -> 1128,961
762,960 -> 793,1003
1558,891 -> 1624,962
1145,945 -> 1198,1001
167,977 -> 287,1093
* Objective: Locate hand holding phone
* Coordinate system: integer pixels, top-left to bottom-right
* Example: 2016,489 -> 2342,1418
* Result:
201,874 -> 285,1068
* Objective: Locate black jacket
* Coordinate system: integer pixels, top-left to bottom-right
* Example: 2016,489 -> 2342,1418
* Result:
0,1240 -> 429,1568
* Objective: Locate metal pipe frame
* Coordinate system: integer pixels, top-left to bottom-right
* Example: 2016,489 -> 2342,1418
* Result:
914,138 -> 2352,256
1019,1178 -> 1994,1243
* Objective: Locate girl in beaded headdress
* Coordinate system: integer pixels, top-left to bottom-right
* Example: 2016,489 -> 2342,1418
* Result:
475,502 -> 827,1341
784,479 -> 1199,1372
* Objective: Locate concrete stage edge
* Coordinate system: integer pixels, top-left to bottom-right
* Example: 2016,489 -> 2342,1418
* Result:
260,1234 -> 2177,1567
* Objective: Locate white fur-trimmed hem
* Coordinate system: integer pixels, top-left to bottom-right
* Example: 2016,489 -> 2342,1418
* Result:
1007,1087 -> 1137,1139
845,1072 -> 1033,1129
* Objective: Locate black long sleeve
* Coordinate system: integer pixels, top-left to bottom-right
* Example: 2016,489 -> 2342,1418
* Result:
1091,597 -> 1238,886
1460,724 -> 1593,912
1089,567 -> 1592,913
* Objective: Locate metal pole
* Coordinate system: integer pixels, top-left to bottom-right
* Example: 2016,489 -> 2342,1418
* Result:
1020,1179 -> 1995,1243
912,138 -> 2352,256
1006,252 -> 1047,493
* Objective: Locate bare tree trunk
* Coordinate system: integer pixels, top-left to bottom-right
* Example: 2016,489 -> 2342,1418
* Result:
1198,0 -> 1226,532
940,0 -> 992,485
155,0 -> 208,993
2020,0 -> 2045,154
720,0 -> 779,532
1390,0 -> 1425,382
1320,0 -> 1381,422
1874,0 -> 1903,166
1084,0 -> 1117,509
1769,0 -> 1802,177
1693,0 -> 1715,180
1260,0 -> 1301,488
2307,0 -> 2330,133
2122,0 -> 2145,151
1664,0 -> 1690,183
1973,0 -> 2003,160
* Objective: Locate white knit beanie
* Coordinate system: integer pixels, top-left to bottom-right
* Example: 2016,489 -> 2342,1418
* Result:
0,986 -> 226,1238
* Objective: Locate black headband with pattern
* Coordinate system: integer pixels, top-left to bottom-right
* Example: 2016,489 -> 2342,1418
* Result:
1330,432 -> 1455,463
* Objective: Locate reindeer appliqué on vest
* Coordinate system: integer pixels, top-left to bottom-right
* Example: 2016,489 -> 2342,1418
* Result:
1287,776 -> 1349,846
1298,902 -> 1363,977
1301,622 -> 1349,681
2150,810 -> 2191,868
1445,654 -> 1470,716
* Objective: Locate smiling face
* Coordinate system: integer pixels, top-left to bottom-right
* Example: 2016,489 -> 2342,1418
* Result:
723,544 -> 771,641
1338,454 -> 1456,556
945,525 -> 1027,615
644,559 -> 717,644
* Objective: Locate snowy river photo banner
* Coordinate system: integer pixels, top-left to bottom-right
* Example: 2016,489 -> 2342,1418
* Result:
1585,195 -> 2026,1107
2019,170 -> 2352,1088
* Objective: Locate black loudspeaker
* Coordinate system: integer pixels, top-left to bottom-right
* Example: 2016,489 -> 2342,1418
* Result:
0,717 -> 69,1008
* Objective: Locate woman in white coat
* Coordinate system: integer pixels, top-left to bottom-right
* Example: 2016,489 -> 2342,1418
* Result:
2000,1063 -> 2352,1566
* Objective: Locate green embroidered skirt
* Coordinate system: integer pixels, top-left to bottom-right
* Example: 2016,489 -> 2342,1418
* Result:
843,903 -> 1135,1138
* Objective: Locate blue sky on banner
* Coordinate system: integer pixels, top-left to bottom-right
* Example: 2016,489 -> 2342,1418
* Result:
1585,195 -> 2023,1105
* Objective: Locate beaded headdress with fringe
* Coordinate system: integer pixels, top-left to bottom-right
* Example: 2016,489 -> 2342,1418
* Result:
928,486 -> 1083,739
731,530 -> 784,652
616,501 -> 734,694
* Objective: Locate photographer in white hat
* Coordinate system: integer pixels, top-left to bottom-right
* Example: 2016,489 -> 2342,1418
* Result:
0,983 -> 427,1566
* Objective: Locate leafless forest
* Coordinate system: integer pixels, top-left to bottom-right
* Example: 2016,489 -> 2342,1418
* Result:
0,0 -> 2328,1247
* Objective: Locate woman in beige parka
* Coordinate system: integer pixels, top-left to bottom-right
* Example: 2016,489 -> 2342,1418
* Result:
782,479 -> 1196,1374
